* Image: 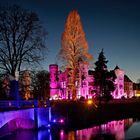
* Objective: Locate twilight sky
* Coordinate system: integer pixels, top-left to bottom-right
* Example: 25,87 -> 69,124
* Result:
0,0 -> 140,82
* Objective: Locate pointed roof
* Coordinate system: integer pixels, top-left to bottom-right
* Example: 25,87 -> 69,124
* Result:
114,65 -> 120,70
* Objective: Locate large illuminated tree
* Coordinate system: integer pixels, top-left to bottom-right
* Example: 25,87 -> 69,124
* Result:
0,5 -> 47,77
59,10 -> 92,100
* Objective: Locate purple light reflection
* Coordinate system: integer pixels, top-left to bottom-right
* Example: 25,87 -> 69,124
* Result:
0,118 -> 134,140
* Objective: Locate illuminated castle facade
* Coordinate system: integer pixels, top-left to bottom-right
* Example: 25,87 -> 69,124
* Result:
112,66 -> 125,99
49,63 -> 94,99
49,64 -> 134,99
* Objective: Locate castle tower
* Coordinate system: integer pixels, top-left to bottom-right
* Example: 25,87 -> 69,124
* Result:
112,66 -> 125,98
49,64 -> 59,99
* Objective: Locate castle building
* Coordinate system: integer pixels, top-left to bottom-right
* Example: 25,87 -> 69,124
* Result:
49,64 -> 134,100
124,75 -> 134,98
133,83 -> 140,97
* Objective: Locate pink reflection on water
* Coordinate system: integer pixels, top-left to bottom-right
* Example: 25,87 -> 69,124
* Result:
100,120 -> 124,140
75,118 -> 133,140
60,129 -> 64,140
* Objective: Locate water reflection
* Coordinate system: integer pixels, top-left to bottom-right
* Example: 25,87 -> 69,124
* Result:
125,121 -> 140,140
0,118 -> 136,140
76,118 -> 133,140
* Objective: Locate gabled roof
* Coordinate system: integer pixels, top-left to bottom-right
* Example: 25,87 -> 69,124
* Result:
124,75 -> 133,82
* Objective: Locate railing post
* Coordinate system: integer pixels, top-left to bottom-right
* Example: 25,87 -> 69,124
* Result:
34,99 -> 38,108
9,80 -> 20,108
49,107 -> 51,123
34,100 -> 38,129
34,108 -> 38,129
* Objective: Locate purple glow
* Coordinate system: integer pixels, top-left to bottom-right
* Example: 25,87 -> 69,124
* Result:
0,118 -> 134,140
59,119 -> 64,123
60,130 -> 64,136
51,117 -> 65,124
53,119 -> 56,123
47,124 -> 51,127
0,107 -> 51,135
37,108 -> 51,128
0,108 -> 35,129
48,129 -> 51,133
60,129 -> 64,140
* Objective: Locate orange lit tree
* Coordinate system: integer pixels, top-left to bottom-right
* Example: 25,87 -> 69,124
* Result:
59,10 -> 92,100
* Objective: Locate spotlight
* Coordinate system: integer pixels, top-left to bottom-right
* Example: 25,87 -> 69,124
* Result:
87,99 -> 93,105
53,119 -> 56,123
47,124 -> 51,127
59,119 -> 64,123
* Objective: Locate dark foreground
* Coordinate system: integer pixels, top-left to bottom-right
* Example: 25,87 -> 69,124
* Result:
51,98 -> 140,130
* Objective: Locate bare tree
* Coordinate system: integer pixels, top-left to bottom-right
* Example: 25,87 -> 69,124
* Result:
32,70 -> 50,100
59,10 -> 92,100
0,5 -> 47,77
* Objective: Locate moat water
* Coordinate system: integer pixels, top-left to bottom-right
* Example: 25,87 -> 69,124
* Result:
0,118 -> 140,140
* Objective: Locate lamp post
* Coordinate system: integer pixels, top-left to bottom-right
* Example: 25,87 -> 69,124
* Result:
15,71 -> 20,108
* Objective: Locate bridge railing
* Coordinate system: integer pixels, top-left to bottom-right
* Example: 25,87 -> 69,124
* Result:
0,100 -> 38,109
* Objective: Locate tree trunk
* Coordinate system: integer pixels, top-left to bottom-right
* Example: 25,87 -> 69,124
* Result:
72,87 -> 76,100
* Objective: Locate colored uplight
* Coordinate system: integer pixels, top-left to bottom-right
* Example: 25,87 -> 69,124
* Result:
87,99 -> 93,105
53,119 -> 56,123
59,119 -> 64,123
48,129 -> 51,133
47,124 -> 51,127
87,99 -> 98,108
8,102 -> 12,107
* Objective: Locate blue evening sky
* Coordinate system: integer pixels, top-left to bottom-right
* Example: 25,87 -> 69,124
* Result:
0,0 -> 140,82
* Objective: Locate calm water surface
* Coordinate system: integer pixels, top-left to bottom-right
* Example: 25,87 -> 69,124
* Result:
1,118 -> 140,140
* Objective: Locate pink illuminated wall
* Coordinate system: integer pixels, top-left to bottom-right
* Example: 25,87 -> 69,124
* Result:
78,63 -> 89,98
49,64 -> 125,100
49,64 -> 59,98
112,68 -> 125,99
59,70 -> 68,99
49,63 -> 94,99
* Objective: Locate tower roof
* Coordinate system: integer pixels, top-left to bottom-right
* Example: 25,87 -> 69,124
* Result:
114,65 -> 120,70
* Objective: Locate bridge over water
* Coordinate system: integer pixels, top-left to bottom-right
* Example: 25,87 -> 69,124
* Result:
0,100 -> 52,137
